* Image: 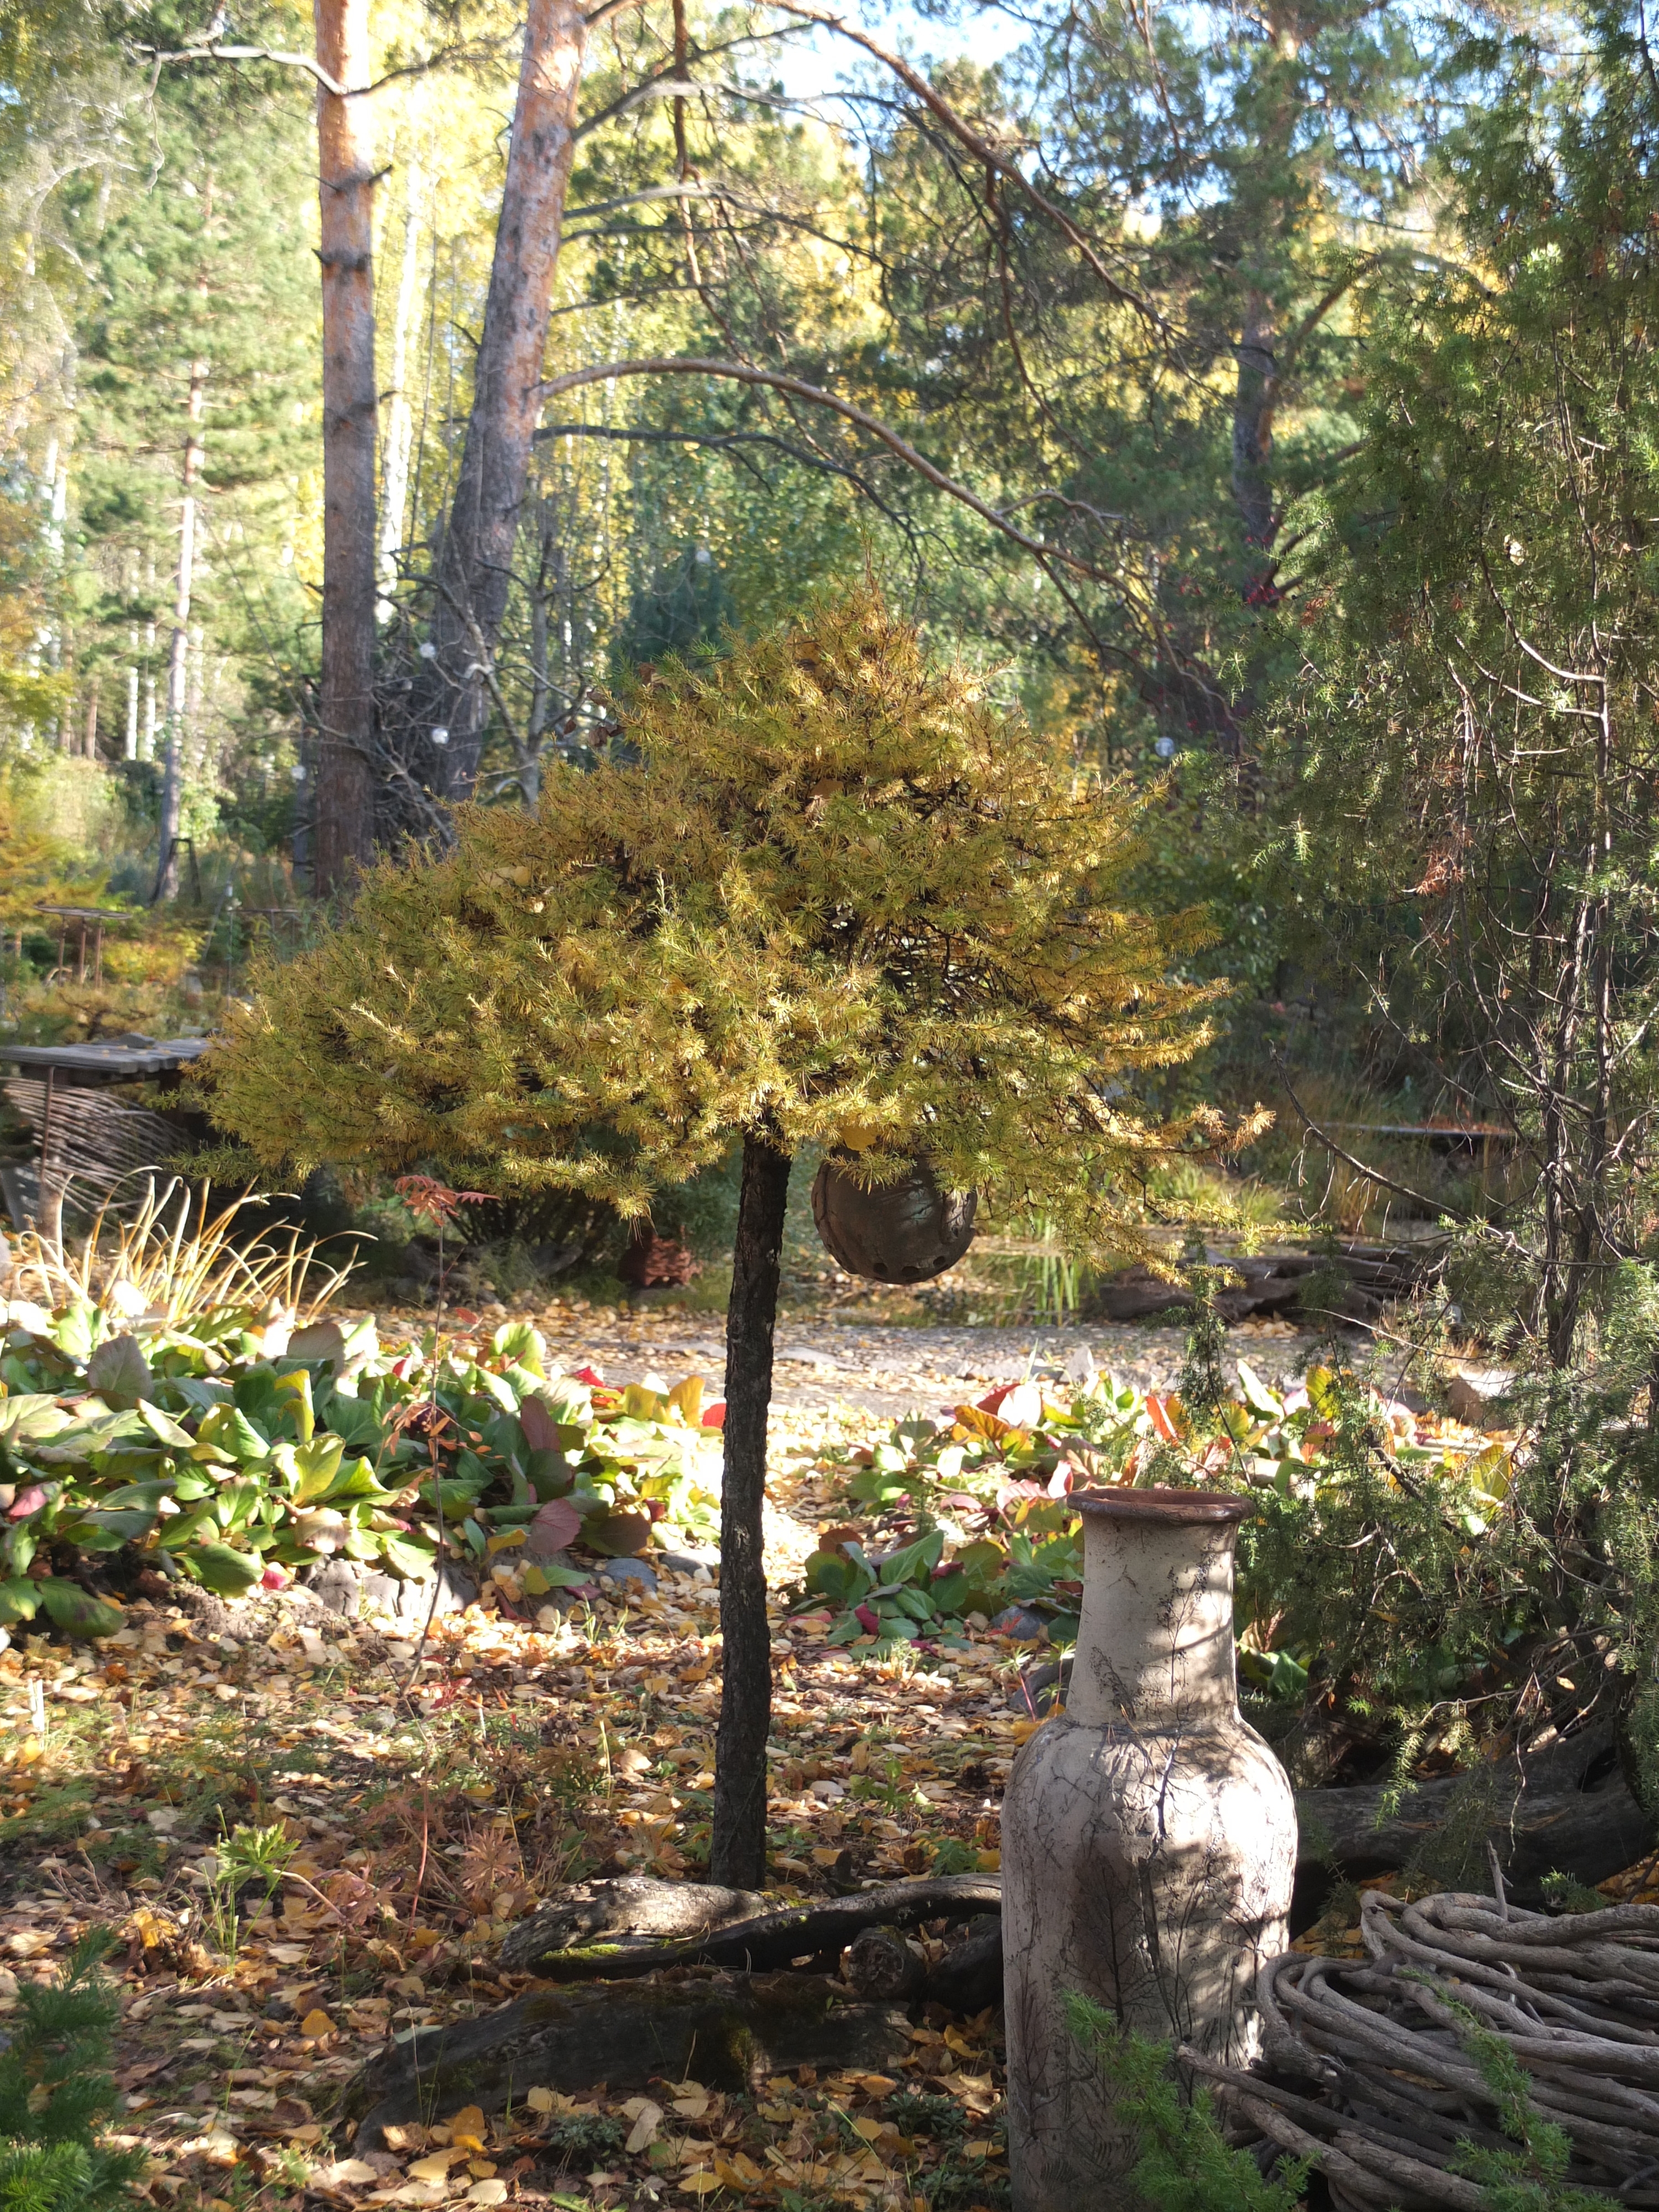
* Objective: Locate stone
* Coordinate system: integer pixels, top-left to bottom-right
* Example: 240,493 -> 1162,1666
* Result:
597,1556 -> 658,1595
1001,1487 -> 1296,2212
991,1605 -> 1049,1641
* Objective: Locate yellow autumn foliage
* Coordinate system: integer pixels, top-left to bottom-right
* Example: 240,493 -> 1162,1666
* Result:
205,591 -> 1243,1250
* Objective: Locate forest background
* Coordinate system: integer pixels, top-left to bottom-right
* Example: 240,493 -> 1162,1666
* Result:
3,0 -> 1658,1353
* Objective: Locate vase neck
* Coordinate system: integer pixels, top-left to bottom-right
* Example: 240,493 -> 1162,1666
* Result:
1067,1506 -> 1240,1726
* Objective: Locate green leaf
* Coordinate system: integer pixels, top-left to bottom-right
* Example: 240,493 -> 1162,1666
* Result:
84,1334 -> 155,1407
186,1543 -> 263,1597
36,1578 -> 123,1639
0,1579 -> 40,1624
492,1319 -> 547,1374
276,1433 -> 346,1504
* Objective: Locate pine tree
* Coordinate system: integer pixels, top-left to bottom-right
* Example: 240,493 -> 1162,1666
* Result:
66,34 -> 313,882
205,587 -> 1233,1880
0,1927 -> 146,2210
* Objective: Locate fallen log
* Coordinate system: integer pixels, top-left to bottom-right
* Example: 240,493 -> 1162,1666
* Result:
346,1971 -> 911,2147
499,1872 -> 1003,1980
493,1875 -> 764,1973
1297,1737 -> 1653,1906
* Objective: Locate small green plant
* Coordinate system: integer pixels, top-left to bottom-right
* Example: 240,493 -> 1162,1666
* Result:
544,2112 -> 626,2163
889,2091 -> 968,2142
1065,1992 -> 1307,2212
205,1820 -> 296,1959
0,1926 -> 148,2209
1431,1985 -> 1624,2212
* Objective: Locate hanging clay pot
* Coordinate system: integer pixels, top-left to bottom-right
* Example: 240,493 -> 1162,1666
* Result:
810,1156 -> 977,1283
1001,1487 -> 1296,2212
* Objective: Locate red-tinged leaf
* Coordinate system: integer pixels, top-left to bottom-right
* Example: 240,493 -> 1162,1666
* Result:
526,1498 -> 582,1557
1046,1462 -> 1076,1498
854,1604 -> 880,1634
1147,1393 -> 1181,1443
976,1383 -> 1018,1415
701,1401 -> 726,1430
571,1365 -> 606,1386
451,1308 -> 479,1327
519,1397 -> 558,1453
9,1486 -> 46,1520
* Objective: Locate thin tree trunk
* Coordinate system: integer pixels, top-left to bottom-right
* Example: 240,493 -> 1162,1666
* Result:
377,145 -> 424,619
710,1131 -> 792,1890
154,353 -> 207,904
313,0 -> 378,894
419,0 -> 587,799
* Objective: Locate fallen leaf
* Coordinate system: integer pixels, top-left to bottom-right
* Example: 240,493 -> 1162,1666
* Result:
317,2159 -> 381,2187
625,2099 -> 663,2153
407,2148 -> 466,2182
300,2007 -> 337,2038
467,2185 -> 508,2206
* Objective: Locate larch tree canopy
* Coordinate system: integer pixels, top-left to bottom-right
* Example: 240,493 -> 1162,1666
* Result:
204,587 -> 1240,1880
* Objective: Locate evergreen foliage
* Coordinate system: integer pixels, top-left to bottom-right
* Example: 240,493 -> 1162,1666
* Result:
1063,1994 -> 1307,2212
205,588 -> 1237,1231
0,1926 -> 146,2210
1274,2 -> 1659,1363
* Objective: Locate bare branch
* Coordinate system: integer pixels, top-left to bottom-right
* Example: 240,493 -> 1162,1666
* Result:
537,356 -> 1110,576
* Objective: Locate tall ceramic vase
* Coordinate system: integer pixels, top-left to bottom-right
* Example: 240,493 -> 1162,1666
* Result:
1001,1487 -> 1296,2212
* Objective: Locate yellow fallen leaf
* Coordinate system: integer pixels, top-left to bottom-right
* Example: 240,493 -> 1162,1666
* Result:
681,2174 -> 723,2195
446,2105 -> 487,2142
672,2091 -> 710,2120
299,2008 -> 336,2039
407,2148 -> 466,2182
625,2100 -> 663,2153
525,2087 -> 555,2115
316,2159 -> 380,2187
467,2184 -> 509,2206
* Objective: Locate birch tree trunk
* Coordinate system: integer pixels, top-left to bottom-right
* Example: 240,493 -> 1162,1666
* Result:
153,354 -> 206,904
313,0 -> 378,893
418,0 -> 586,799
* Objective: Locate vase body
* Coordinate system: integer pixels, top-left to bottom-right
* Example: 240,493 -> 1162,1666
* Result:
1001,1488 -> 1296,2212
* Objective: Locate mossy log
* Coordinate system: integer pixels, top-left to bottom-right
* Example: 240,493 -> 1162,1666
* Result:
499,1873 -> 1003,1980
345,1972 -> 911,2146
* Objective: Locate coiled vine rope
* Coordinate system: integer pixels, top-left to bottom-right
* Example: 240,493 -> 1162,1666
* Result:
1182,1886 -> 1659,2209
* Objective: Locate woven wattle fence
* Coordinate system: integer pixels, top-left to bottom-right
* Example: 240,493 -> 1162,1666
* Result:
1185,1887 -> 1659,2209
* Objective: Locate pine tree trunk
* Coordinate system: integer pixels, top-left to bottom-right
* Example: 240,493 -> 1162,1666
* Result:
710,1131 -> 791,1890
377,147 -> 425,617
312,0 -> 378,893
417,0 -> 586,798
154,354 -> 206,904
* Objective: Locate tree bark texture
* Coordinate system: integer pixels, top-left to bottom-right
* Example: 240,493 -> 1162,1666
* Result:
419,0 -> 586,798
153,351 -> 206,903
312,0 -> 378,892
377,145 -> 425,617
710,1132 -> 791,1889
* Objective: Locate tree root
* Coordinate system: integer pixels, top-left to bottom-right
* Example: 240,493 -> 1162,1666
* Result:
499,1872 -> 1004,1980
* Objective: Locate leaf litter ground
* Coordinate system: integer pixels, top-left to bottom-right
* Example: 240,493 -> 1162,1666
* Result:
0,1301 -> 1327,2212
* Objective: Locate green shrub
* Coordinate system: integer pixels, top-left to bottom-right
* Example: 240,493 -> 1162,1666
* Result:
0,1927 -> 147,2210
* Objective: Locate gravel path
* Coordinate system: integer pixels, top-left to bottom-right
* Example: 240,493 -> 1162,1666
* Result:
394,1302 -> 1334,1422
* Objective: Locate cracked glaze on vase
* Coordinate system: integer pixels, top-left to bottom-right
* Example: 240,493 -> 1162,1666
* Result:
1001,1487 -> 1296,2212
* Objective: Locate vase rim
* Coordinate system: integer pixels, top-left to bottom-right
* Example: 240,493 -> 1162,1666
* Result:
1073,1484 -> 1251,1525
